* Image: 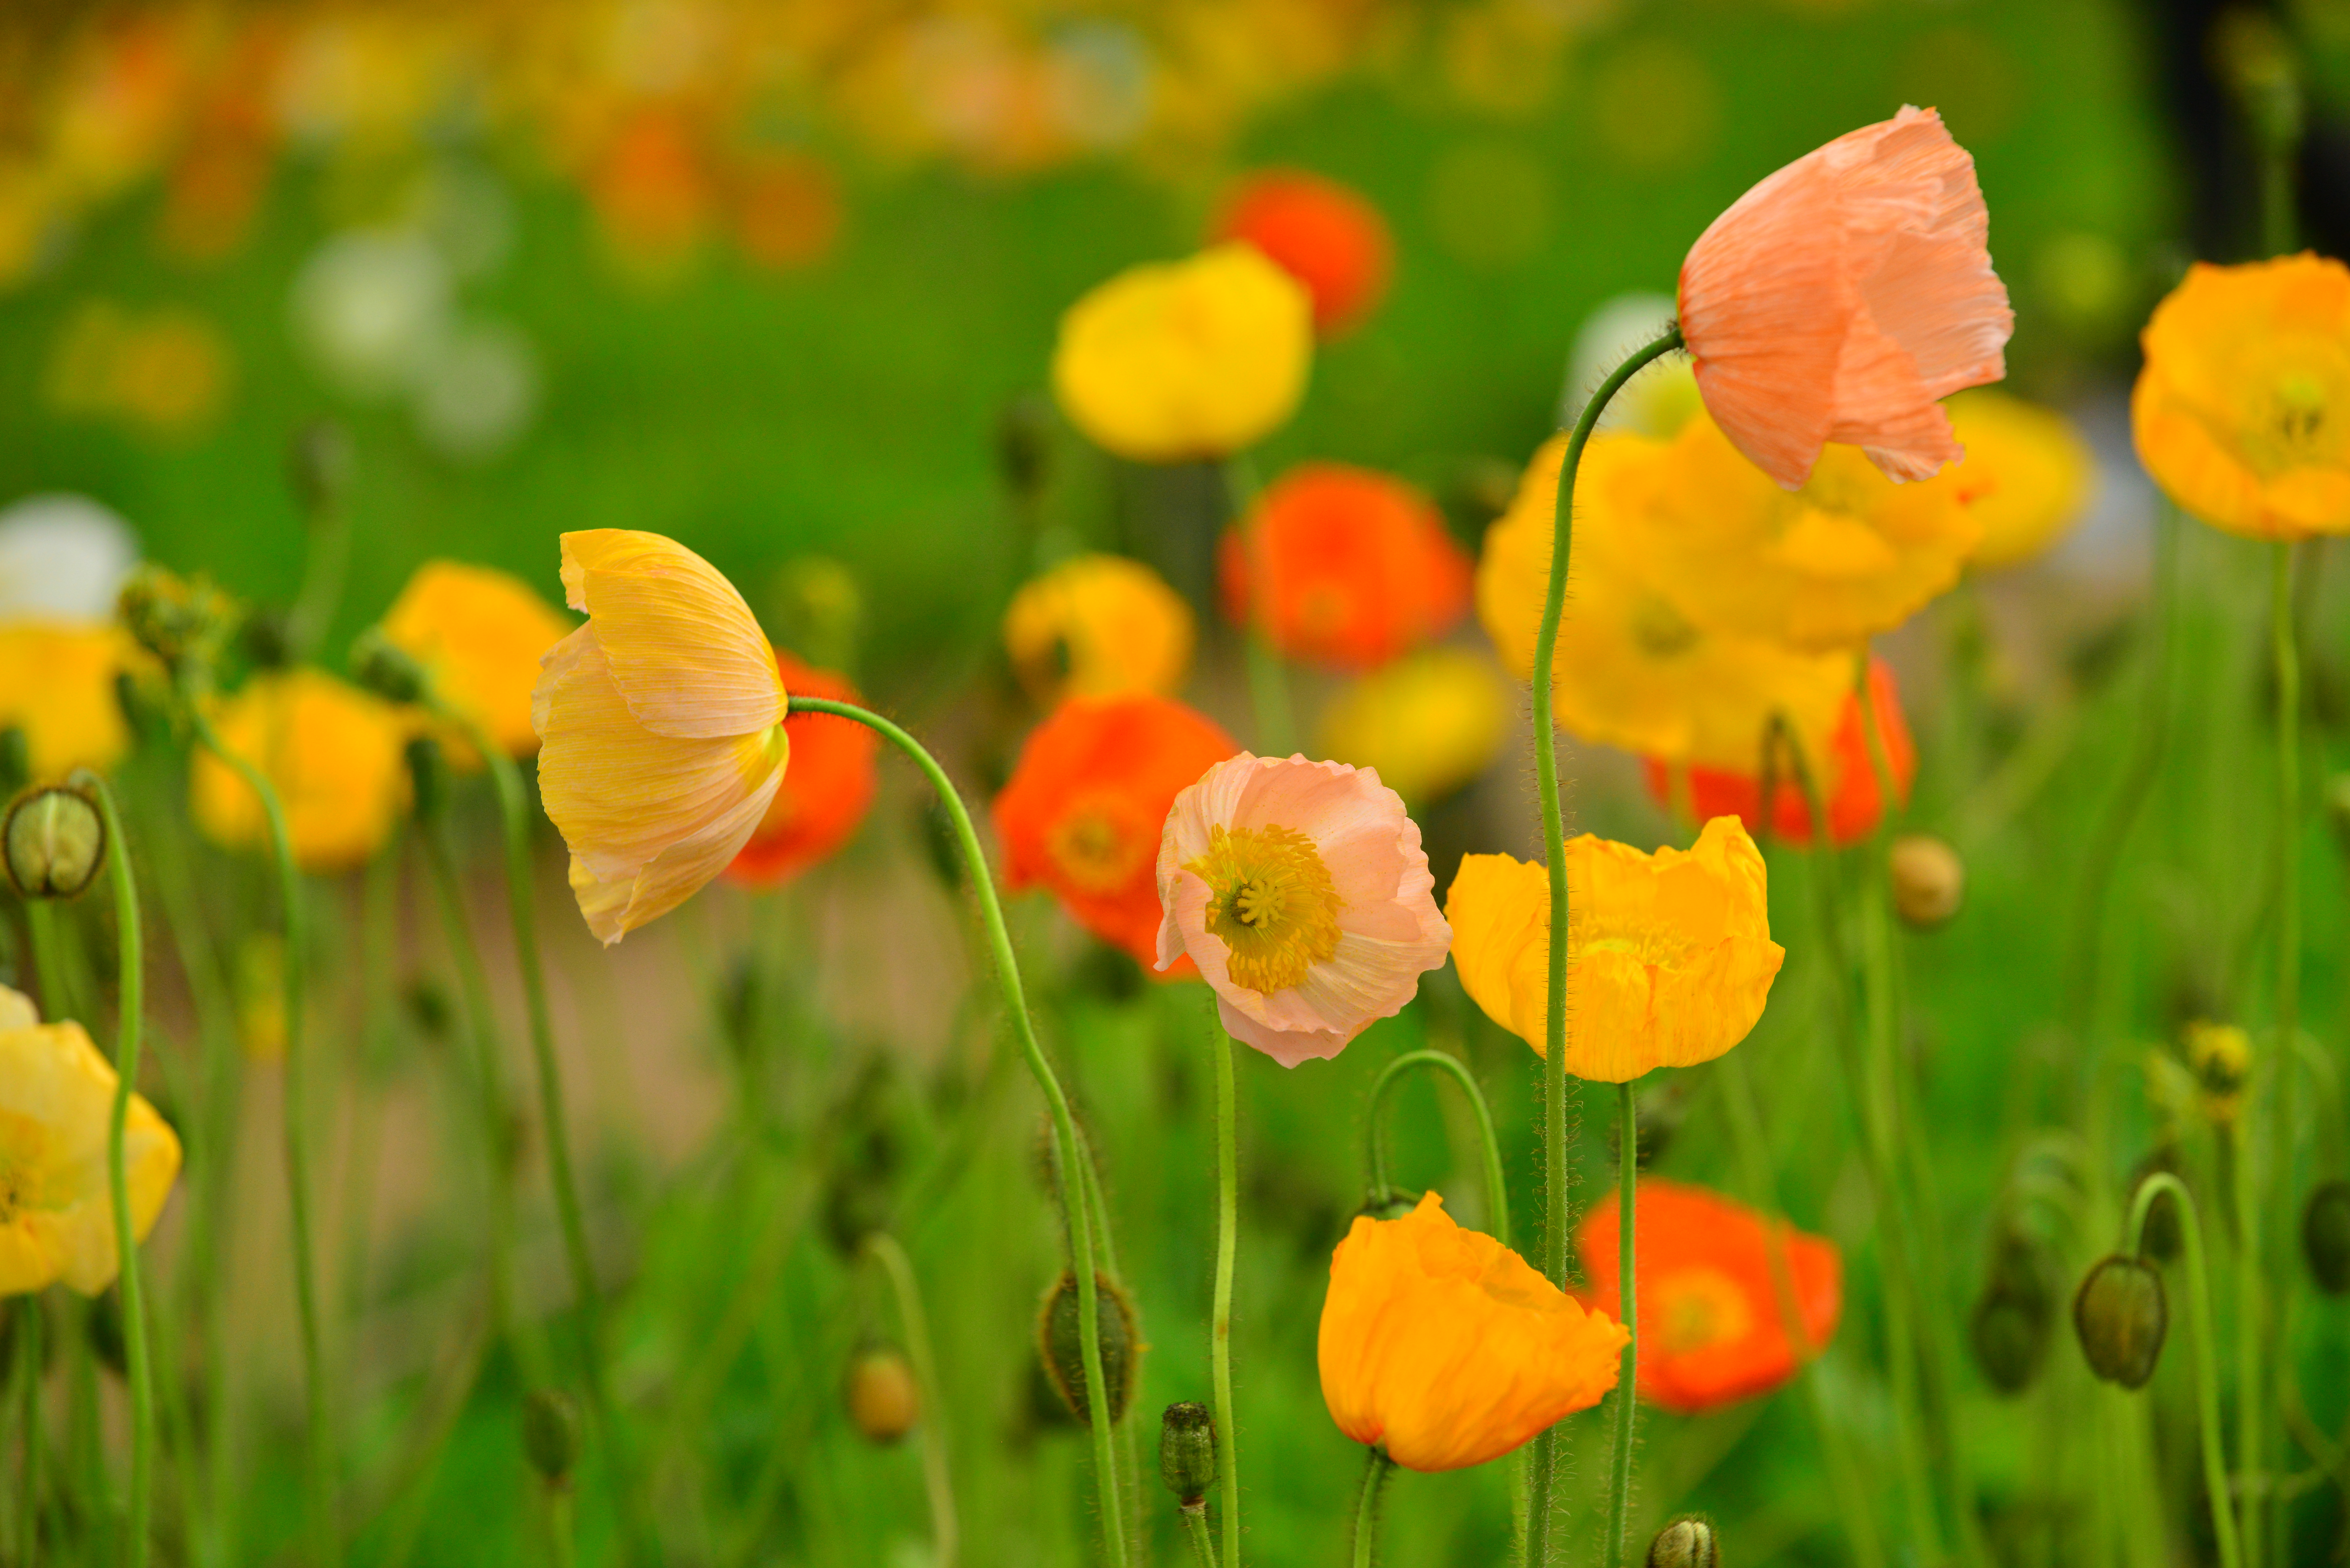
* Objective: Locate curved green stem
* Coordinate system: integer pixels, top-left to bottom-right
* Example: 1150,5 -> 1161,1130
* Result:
2126,1173 -> 2243,1568
1209,1010 -> 1241,1568
1350,1449 -> 1391,1568
788,694 -> 1130,1567
1604,1081 -> 1639,1568
1523,321 -> 1682,1568
21,903 -> 72,1026
864,1234 -> 957,1568
1363,1050 -> 1509,1246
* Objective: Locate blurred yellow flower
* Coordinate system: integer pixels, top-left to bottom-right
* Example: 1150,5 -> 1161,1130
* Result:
0,985 -> 181,1297
2132,254 -> 2350,540
383,558 -> 574,762
1003,553 -> 1194,703
0,623 -> 130,779
1315,647 -> 1508,806
1051,242 -> 1312,462
1476,433 -> 1849,770
1446,816 -> 1784,1083
190,669 -> 411,872
533,530 -> 790,945
2184,1019 -> 2251,1125
1947,390 -> 2096,569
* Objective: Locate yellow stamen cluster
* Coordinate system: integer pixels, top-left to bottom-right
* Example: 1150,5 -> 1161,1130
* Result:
1186,823 -> 1344,994
1652,1264 -> 1755,1356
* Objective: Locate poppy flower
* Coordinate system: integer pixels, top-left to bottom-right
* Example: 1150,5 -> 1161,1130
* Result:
1946,390 -> 2096,569
190,668 -> 411,872
0,624 -> 131,780
1446,816 -> 1783,1083
0,985 -> 182,1296
1002,554 -> 1194,705
998,694 -> 1239,974
1212,168 -> 1394,337
1319,1190 -> 1626,1471
1577,1179 -> 1841,1415
532,530 -> 790,945
727,655 -> 879,887
1156,753 -> 1450,1066
1638,658 -> 1914,847
1678,106 -> 2013,490
1218,463 -> 1470,670
382,558 -> 575,762
2131,253 -> 2350,539
1315,647 -> 1510,807
1051,243 -> 1314,463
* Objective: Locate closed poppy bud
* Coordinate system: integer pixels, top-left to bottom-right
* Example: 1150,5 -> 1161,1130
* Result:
1648,1515 -> 1721,1568
5,786 -> 105,900
350,626 -> 430,707
521,1389 -> 579,1485
1969,1232 -> 2056,1395
1158,1401 -> 1218,1505
1889,835 -> 1965,929
2303,1180 -> 2350,1294
2132,1147 -> 2185,1263
2074,1255 -> 2167,1389
118,564 -> 236,678
846,1346 -> 921,1444
1038,1272 -> 1139,1426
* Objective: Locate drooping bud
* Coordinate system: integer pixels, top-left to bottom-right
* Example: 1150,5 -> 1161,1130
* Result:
1038,1271 -> 1138,1426
521,1389 -> 580,1486
288,419 -> 354,518
351,626 -> 430,707
4,787 -> 106,900
1969,1231 -> 2056,1395
239,606 -> 292,671
2131,1146 -> 2185,1263
1888,835 -> 1965,929
845,1346 -> 921,1444
2303,1179 -> 2350,1295
2073,1255 -> 2167,1389
1158,1401 -> 1218,1506
118,565 -> 237,678
1647,1514 -> 1721,1568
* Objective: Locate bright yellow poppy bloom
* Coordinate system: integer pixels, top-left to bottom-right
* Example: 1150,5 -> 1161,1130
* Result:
1947,390 -> 2096,569
1002,554 -> 1194,704
190,669 -> 411,872
0,622 -> 130,779
1315,646 -> 1509,806
382,559 -> 574,762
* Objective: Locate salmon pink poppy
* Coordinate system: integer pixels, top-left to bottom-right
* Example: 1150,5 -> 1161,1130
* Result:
726,655 -> 879,886
1213,169 -> 1394,337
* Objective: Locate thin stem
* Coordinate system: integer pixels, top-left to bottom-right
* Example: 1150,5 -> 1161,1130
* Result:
1211,1013 -> 1241,1568
1224,457 -> 1295,757
1363,1049 -> 1510,1244
788,694 -> 1131,1567
19,1294 -> 40,1568
22,904 -> 72,1026
2259,540 -> 2296,1568
1350,1449 -> 1392,1568
1179,1506 -> 1216,1568
1604,1081 -> 1640,1568
545,1487 -> 576,1568
1523,320 -> 1683,1568
2126,1173 -> 2244,1568
863,1234 -> 958,1568
2231,1113 -> 2265,1568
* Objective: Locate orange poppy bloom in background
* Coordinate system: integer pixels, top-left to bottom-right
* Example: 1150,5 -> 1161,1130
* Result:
997,693 -> 1239,974
1218,463 -> 1469,671
1640,657 -> 1914,847
1212,168 -> 1394,337
1577,1178 -> 1842,1415
727,655 -> 879,887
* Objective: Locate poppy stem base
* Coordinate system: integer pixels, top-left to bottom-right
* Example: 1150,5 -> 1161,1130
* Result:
1350,1449 -> 1392,1568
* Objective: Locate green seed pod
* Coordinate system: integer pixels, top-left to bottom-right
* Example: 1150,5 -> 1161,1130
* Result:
4,787 -> 105,900
1158,1401 -> 1218,1506
2073,1255 -> 2167,1389
1969,1233 -> 2056,1395
845,1346 -> 921,1444
1038,1271 -> 1138,1426
520,1389 -> 579,1486
1648,1514 -> 1721,1568
2302,1180 -> 2350,1295
1888,834 -> 1965,929
351,627 -> 430,707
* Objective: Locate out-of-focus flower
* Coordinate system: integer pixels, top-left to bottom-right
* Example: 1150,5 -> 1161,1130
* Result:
382,559 -> 573,761
2132,254 -> 2350,539
412,319 -> 539,462
1677,106 -> 2012,489
728,655 -> 879,887
1446,816 -> 1783,1083
590,109 -> 714,277
1315,648 -> 1509,806
2185,1020 -> 2251,1124
1319,1190 -> 1625,1471
1156,753 -> 1449,1065
998,693 -> 1237,973
0,985 -> 181,1296
1211,168 -> 1392,337
1570,293 -> 1700,438
290,229 -> 451,398
1577,1179 -> 1840,1414
1218,463 -> 1469,670
1947,391 -> 2096,569
46,301 -> 233,437
533,530 -> 790,944
1477,434 -> 1852,768
1051,243 -> 1312,462
0,625 -> 132,780
0,495 -> 137,622
1638,658 -> 1914,848
1003,554 -> 1193,704
733,150 -> 843,271
191,669 -> 411,871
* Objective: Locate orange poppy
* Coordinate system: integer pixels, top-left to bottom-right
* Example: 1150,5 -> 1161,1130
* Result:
727,655 -> 879,887
1639,657 -> 1914,847
1218,463 -> 1469,671
995,694 -> 1239,974
1577,1178 -> 1841,1415
1212,169 -> 1394,337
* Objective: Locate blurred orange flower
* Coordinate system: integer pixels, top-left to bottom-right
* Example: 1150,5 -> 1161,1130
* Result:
727,655 -> 878,887
1577,1179 -> 1841,1415
1003,554 -> 1194,704
592,109 -> 714,276
1218,463 -> 1468,670
1947,390 -> 2096,569
191,668 -> 410,872
732,151 -> 843,271
1212,168 -> 1393,337
1319,1191 -> 1625,1471
383,559 -> 573,763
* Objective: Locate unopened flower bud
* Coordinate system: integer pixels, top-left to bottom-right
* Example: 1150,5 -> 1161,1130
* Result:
1648,1514 -> 1721,1568
2074,1255 -> 2167,1389
846,1346 -> 921,1444
1038,1271 -> 1138,1426
1608,1080 -> 1687,1170
2131,1146 -> 2185,1263
118,565 -> 237,677
1158,1401 -> 1217,1505
288,419 -> 354,518
2303,1179 -> 2350,1295
1969,1232 -> 2055,1395
5,787 -> 105,900
239,607 -> 292,672
351,627 -> 430,706
1888,835 -> 1964,929
520,1389 -> 579,1486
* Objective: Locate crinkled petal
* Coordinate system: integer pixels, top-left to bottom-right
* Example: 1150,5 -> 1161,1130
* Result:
558,530 -> 785,739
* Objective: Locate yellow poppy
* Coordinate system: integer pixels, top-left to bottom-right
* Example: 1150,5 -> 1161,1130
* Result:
1446,816 -> 1784,1083
0,622 -> 130,779
1314,647 -> 1510,806
382,559 -> 573,762
1051,243 -> 1313,463
190,669 -> 411,873
1002,554 -> 1194,704
2184,1020 -> 2251,1125
2132,254 -> 2350,539
0,986 -> 182,1296
1947,390 -> 2096,569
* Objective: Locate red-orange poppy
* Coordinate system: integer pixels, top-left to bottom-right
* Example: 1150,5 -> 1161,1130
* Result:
995,694 -> 1239,974
726,654 -> 879,887
1217,463 -> 1470,672
1640,657 -> 1913,848
1577,1178 -> 1841,1415
1212,169 -> 1394,337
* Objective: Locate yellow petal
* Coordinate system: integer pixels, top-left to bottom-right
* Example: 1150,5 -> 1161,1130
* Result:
558,530 -> 785,739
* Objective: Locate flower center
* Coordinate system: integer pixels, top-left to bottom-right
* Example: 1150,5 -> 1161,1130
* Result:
1046,797 -> 1150,895
1185,823 -> 1344,994
1651,1263 -> 1756,1356
1628,592 -> 1700,659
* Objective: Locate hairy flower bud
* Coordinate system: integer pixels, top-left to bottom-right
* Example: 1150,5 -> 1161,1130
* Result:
1158,1401 -> 1218,1506
1648,1514 -> 1721,1568
118,565 -> 237,678
5,787 -> 106,900
1888,834 -> 1965,929
2074,1255 -> 2167,1389
350,626 -> 430,707
846,1346 -> 921,1444
2303,1180 -> 2350,1295
521,1389 -> 580,1486
1038,1271 -> 1138,1426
